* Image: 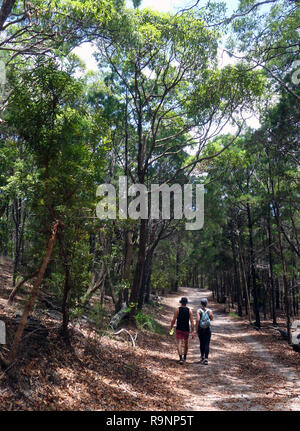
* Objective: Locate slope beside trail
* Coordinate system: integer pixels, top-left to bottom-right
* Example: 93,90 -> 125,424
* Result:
159,287 -> 300,411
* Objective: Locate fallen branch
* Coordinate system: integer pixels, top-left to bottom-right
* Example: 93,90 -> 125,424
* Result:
114,329 -> 137,349
109,302 -> 129,330
276,328 -> 289,340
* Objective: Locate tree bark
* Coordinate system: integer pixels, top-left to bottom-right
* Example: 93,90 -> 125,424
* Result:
61,264 -> 71,341
247,202 -> 260,328
231,228 -> 243,316
267,210 -> 277,326
237,231 -> 252,324
129,219 -> 147,321
0,0 -> 16,30
81,263 -> 106,307
274,202 -> 291,343
7,221 -> 60,364
7,270 -> 38,305
138,246 -> 154,309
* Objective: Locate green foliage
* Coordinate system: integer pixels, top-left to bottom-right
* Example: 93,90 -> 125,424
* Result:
136,310 -> 164,334
0,0 -> 298,342
87,303 -> 106,328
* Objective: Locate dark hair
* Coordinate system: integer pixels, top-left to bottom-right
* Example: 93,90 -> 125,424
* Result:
201,298 -> 208,306
180,297 -> 188,304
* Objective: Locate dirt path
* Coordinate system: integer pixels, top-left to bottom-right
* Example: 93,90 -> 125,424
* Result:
162,287 -> 300,411
1,260 -> 299,411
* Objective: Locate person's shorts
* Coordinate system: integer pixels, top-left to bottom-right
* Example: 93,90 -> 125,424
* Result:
176,329 -> 189,340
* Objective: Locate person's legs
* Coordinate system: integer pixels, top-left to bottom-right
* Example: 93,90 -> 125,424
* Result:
176,337 -> 183,357
183,337 -> 189,360
198,330 -> 205,360
176,331 -> 184,363
205,329 -> 211,358
176,330 -> 190,363
203,328 -> 211,364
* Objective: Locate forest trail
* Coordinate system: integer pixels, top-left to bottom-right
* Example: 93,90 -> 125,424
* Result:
162,288 -> 300,411
1,259 -> 299,411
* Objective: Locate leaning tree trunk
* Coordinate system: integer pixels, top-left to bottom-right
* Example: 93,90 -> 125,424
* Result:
7,270 -> 38,305
7,221 -> 60,365
81,262 -> 106,308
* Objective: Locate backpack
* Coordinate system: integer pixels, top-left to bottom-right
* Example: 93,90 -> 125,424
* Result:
198,308 -> 211,329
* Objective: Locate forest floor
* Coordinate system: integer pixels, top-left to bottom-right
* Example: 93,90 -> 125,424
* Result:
0,258 -> 299,411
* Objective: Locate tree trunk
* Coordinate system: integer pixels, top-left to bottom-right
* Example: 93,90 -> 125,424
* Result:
116,230 -> 134,312
144,253 -> 153,304
0,0 -> 16,30
8,221 -> 60,364
174,245 -> 180,292
129,219 -> 147,321
61,264 -> 71,341
267,210 -> 277,326
231,230 -> 243,316
7,270 -> 38,305
237,232 -> 252,324
12,198 -> 23,286
247,203 -> 260,328
138,248 -> 153,309
81,264 -> 106,307
274,202 -> 291,343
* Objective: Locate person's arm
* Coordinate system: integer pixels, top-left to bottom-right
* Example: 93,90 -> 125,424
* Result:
189,309 -> 194,338
170,308 -> 179,331
196,309 -> 200,330
209,309 -> 213,321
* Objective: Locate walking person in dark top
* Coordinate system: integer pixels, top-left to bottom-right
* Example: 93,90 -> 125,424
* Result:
196,298 -> 213,365
169,297 -> 194,365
